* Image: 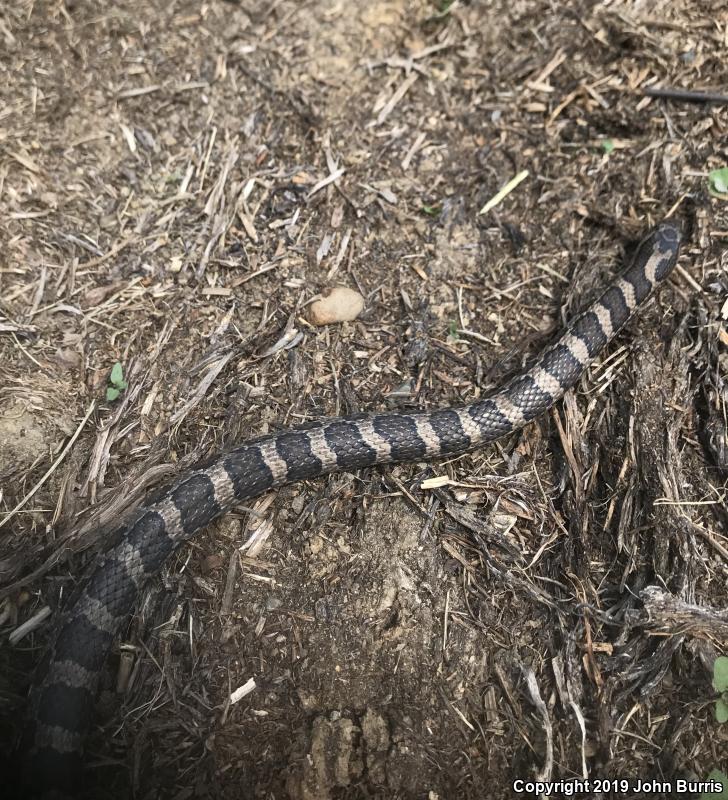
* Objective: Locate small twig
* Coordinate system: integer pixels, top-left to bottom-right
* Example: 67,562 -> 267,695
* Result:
676,263 -> 703,294
9,605 -> 51,645
644,87 -> 728,105
168,352 -> 234,429
79,235 -> 136,270
375,72 -> 419,126
478,170 -> 529,215
523,667 -> 554,783
306,167 -> 345,200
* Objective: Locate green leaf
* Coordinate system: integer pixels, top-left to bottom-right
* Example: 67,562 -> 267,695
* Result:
716,698 -> 728,723
106,386 -> 121,402
422,204 -> 441,217
701,770 -> 728,800
447,320 -> 458,339
110,361 -> 126,388
713,656 -> 728,692
109,361 -> 124,386
601,139 -> 615,154
709,167 -> 728,196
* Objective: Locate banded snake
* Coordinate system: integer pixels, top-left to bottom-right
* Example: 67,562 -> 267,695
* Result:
18,221 -> 682,797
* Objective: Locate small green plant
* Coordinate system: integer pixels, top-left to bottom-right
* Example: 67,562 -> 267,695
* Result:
447,320 -> 458,339
106,361 -> 128,402
700,769 -> 728,800
708,167 -> 728,197
600,138 -> 615,154
713,656 -> 728,723
422,204 -> 441,217
696,659 -> 728,800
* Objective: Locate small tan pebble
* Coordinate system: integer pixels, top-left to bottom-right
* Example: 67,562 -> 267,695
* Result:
308,287 -> 364,325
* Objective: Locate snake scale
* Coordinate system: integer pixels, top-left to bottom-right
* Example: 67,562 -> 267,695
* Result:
19,221 -> 681,798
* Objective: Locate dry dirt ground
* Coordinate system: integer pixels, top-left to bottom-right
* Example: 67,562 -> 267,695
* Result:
1,1 -> 728,798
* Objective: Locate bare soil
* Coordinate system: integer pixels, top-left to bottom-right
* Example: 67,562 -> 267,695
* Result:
1,1 -> 727,798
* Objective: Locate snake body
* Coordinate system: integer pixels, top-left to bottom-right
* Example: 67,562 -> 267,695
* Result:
20,222 -> 681,797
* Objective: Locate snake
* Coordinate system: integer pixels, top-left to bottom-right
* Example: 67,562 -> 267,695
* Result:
18,221 -> 682,798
